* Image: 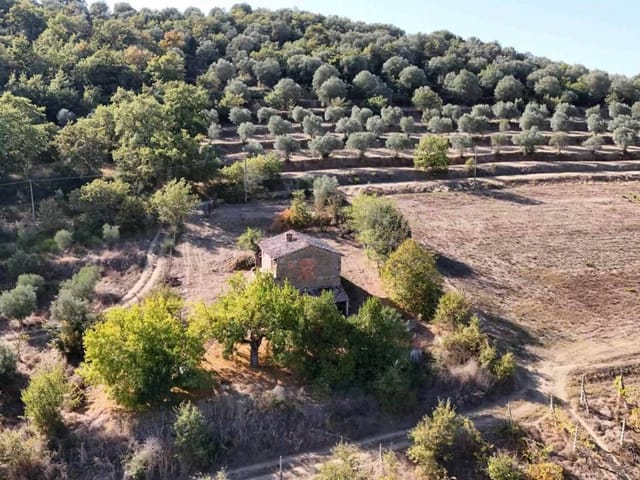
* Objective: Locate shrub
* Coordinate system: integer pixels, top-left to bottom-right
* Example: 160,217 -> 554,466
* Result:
174,402 -> 213,471
54,229 -> 73,251
414,135 -> 449,172
525,462 -> 564,480
291,106 -> 310,122
347,194 -> 411,262
257,106 -> 277,123
432,291 -> 472,329
381,239 -> 443,319
408,399 -> 486,479
374,359 -> 416,413
486,453 -> 523,480
102,223 -> 120,245
123,437 -> 163,480
16,273 -> 45,292
0,285 -> 37,320
82,291 -> 205,408
6,250 -> 41,279
493,352 -> 517,381
22,363 -> 70,436
440,316 -> 488,365
428,116 -> 454,133
50,290 -> 94,354
0,342 -> 17,382
59,265 -> 101,300
317,441 -> 367,480
0,427 -> 55,479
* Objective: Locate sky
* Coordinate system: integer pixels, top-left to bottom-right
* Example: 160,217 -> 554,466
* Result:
110,0 -> 640,77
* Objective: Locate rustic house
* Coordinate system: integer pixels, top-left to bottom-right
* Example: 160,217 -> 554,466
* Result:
258,230 -> 349,313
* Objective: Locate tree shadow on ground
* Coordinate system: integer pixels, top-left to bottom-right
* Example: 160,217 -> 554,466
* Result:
479,311 -> 541,362
436,253 -> 474,278
469,188 -> 543,206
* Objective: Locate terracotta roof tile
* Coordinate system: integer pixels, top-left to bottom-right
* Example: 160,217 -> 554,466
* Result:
258,230 -> 341,260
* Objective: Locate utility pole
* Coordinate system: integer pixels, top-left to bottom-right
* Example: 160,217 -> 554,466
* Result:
244,156 -> 248,203
473,145 -> 477,187
29,178 -> 35,220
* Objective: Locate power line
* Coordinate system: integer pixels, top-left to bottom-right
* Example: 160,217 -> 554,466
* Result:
0,159 -> 221,190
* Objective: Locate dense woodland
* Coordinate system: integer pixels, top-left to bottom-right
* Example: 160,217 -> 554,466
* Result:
1,2 -> 639,479
1,0 -> 639,189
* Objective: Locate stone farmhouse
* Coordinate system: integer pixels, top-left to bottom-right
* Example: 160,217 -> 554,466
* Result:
258,230 -> 350,313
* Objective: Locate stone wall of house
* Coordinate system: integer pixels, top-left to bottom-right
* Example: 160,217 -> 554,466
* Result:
273,246 -> 341,290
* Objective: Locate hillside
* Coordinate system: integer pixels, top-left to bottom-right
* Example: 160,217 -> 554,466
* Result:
1,2 -> 640,480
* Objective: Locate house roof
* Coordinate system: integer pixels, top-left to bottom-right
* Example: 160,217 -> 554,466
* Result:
258,230 -> 341,260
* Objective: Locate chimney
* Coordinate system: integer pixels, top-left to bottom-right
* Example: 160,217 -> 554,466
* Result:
285,232 -> 294,242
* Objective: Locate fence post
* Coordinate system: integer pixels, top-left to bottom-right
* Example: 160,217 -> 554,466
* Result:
620,419 -> 626,446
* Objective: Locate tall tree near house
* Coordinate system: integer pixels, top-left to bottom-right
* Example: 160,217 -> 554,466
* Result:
151,178 -> 199,239
192,272 -> 302,368
236,227 -> 264,265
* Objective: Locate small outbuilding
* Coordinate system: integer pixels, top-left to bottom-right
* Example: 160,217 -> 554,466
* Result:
259,230 -> 349,313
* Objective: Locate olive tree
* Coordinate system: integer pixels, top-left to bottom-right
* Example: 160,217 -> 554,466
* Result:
400,116 -> 416,134
512,127 -> 546,155
346,132 -> 376,158
449,133 -> 472,158
428,116 -> 454,133
150,178 -> 199,233
494,75 -> 525,102
549,132 -> 569,154
365,116 -> 385,138
237,122 -> 255,143
386,133 -> 411,157
324,105 -> 346,123
228,106 -> 252,125
309,134 -> 344,158
274,135 -> 300,161
587,114 -> 606,134
302,114 -> 324,137
267,115 -> 293,136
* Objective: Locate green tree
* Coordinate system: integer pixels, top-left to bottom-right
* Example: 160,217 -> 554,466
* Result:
414,135 -> 449,172
312,175 -> 340,214
347,194 -> 411,262
408,399 -> 485,479
54,229 -> 73,251
236,227 -> 264,264
151,178 -> 199,233
22,363 -> 70,436
0,342 -> 17,383
381,239 -> 443,319
82,291 -> 205,408
0,92 -> 53,177
192,272 -> 302,368
412,86 -> 442,112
